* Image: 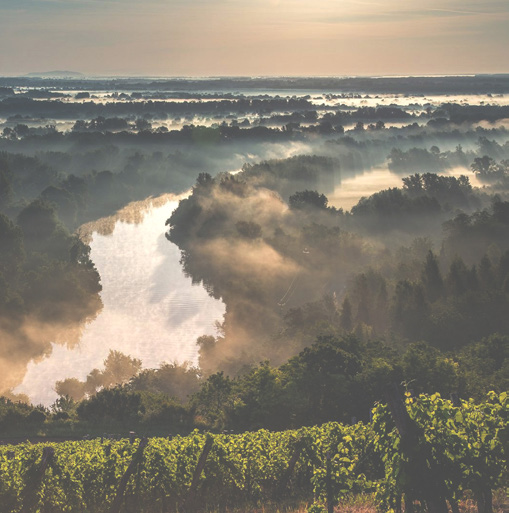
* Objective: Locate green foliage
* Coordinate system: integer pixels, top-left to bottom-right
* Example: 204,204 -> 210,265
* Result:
129,362 -> 201,402
0,398 -> 48,432
372,391 -> 508,513
350,188 -> 441,231
471,156 -> 509,183
76,388 -> 145,423
55,351 -> 143,402
0,422 -> 376,512
0,213 -> 24,277
459,334 -> 509,397
0,392 -> 505,512
241,155 -> 339,201
289,190 -> 329,210
388,147 -> 446,174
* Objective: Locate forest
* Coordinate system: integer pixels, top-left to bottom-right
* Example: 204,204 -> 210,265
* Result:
0,75 -> 508,513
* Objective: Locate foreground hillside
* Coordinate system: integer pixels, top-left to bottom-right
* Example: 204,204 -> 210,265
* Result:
1,391 -> 507,513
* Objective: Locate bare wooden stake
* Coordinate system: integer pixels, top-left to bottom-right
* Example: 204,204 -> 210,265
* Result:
109,437 -> 149,513
181,435 -> 214,513
20,446 -> 55,513
384,383 -> 449,513
326,451 -> 334,513
278,438 -> 304,496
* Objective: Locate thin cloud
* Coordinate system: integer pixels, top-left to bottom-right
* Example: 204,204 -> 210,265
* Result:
345,0 -> 507,16
0,0 -> 507,75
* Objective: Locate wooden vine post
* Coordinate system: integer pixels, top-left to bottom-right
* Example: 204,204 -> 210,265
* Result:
109,437 -> 149,513
21,446 -> 55,513
326,451 -> 334,513
181,435 -> 214,513
384,383 -> 449,513
277,438 -> 304,497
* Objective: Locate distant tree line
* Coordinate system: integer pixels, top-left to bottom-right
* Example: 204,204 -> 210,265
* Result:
1,328 -> 505,436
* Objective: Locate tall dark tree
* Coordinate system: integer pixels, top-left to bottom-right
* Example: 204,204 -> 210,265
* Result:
446,257 -> 469,296
392,280 -> 429,340
478,255 -> 496,290
353,274 -> 370,326
0,164 -> 12,209
0,214 -> 24,278
340,296 -> 353,332
421,250 -> 444,302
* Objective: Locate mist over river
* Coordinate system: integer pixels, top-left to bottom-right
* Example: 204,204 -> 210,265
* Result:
14,164 -> 476,405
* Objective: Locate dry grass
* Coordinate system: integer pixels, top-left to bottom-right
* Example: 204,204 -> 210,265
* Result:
458,489 -> 509,513
218,503 -> 309,513
215,495 -> 377,513
200,490 -> 508,513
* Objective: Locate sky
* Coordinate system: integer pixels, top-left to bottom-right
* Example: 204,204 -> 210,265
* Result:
0,0 -> 508,77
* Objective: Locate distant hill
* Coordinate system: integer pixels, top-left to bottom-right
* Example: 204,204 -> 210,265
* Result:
25,70 -> 84,79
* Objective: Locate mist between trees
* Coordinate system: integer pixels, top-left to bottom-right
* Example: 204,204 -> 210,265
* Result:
0,77 -> 508,437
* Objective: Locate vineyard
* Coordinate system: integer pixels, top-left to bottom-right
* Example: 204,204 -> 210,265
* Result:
0,391 -> 507,513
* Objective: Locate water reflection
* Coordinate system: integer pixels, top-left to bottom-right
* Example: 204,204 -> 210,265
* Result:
328,166 -> 481,211
15,166 -> 482,405
328,167 -> 402,210
15,197 -> 226,405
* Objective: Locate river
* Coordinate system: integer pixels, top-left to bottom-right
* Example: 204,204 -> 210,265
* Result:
16,195 -> 226,406
14,164 -> 477,405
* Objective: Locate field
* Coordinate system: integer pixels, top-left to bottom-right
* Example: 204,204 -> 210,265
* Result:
0,392 -> 506,513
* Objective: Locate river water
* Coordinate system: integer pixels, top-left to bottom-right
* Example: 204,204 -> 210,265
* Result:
16,195 -> 226,406
15,165 -> 477,405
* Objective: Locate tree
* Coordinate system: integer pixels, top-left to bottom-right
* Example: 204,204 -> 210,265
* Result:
0,214 -> 24,278
401,342 -> 459,396
100,350 -> 142,388
478,255 -> 496,290
289,190 -> 328,210
392,280 -> 429,340
446,257 -> 469,296
129,362 -> 200,402
340,296 -> 353,332
0,163 -> 12,208
283,335 -> 362,425
193,372 -> 233,430
232,363 -> 287,430
51,396 -> 76,420
196,172 -> 214,187
17,199 -> 61,242
55,351 -> 142,400
236,220 -> 262,239
353,274 -> 371,326
470,156 -> 502,182
55,378 -> 86,402
134,118 -> 152,132
40,185 -> 78,227
77,387 -> 144,423
421,250 -> 444,302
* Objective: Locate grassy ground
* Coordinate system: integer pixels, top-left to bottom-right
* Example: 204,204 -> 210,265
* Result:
224,490 -> 509,513
217,495 -> 377,513
459,490 -> 509,513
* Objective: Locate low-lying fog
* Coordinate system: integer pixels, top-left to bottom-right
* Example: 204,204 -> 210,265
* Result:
2,76 -> 508,405
14,161 -> 484,405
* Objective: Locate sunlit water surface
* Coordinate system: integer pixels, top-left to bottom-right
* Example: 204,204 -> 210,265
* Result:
16,198 -> 226,406
15,165 -> 481,405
